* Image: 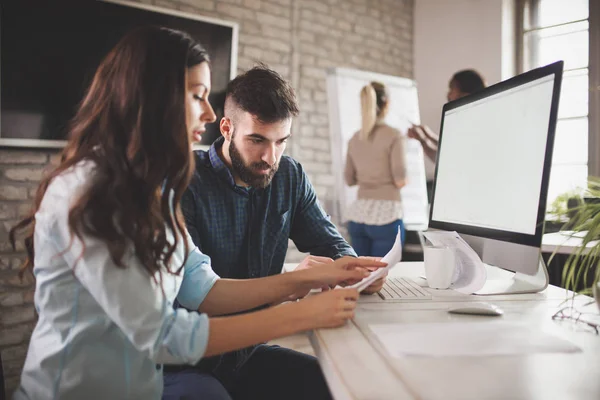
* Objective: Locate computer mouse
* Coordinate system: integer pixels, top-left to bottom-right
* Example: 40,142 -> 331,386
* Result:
447,302 -> 504,316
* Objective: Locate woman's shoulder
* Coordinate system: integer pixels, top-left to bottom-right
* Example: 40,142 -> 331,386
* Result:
42,160 -> 96,208
377,123 -> 403,137
347,130 -> 362,147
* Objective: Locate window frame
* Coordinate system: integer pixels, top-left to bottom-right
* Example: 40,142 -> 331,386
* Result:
516,0 -> 598,179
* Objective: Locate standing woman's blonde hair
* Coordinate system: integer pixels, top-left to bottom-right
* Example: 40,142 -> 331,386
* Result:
360,81 -> 389,140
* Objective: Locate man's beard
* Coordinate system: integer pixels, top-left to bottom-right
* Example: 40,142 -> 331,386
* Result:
230,138 -> 278,189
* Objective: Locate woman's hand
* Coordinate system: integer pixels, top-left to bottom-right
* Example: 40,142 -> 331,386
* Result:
293,256 -> 386,295
296,288 -> 359,329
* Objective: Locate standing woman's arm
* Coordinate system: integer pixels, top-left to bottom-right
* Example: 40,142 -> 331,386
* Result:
344,140 -> 358,186
391,133 -> 408,189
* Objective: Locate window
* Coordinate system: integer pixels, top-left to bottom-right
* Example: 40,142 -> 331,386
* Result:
520,0 -> 590,202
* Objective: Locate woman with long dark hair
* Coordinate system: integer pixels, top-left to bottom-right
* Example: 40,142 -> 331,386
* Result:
10,26 -> 382,399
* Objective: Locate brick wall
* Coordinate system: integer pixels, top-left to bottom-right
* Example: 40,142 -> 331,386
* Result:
0,0 -> 413,395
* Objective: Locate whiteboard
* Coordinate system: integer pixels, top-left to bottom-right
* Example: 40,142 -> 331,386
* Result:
326,67 -> 429,230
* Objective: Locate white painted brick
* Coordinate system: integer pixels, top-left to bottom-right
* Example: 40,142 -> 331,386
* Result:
299,19 -> 328,35
268,0 -> 291,6
256,50 -> 288,64
261,25 -> 292,41
270,63 -> 291,78
239,34 -> 265,46
241,20 -> 262,34
298,30 -> 316,43
299,42 -> 330,58
336,19 -> 352,31
0,203 -> 17,220
242,0 -> 262,10
1,306 -> 35,325
316,174 -> 335,186
313,90 -> 327,102
0,344 -> 28,363
179,0 -> 216,11
299,101 -> 316,112
301,66 -> 324,79
256,11 -> 291,29
302,0 -> 330,13
262,1 -> 291,17
0,186 -> 28,201
0,324 -> 31,347
298,136 -> 329,150
0,151 -> 47,164
309,114 -> 328,126
369,9 -> 380,18
217,0 -> 244,4
316,127 -> 331,137
4,167 -> 44,182
216,2 -> 254,19
243,46 -> 263,59
312,184 -> 329,199
299,125 -> 315,136
266,38 -> 292,52
315,151 -> 332,163
299,89 -> 312,101
296,148 -> 316,162
0,292 -> 24,307
302,161 -> 329,174
314,13 -> 336,27
153,0 -> 178,9
300,9 -> 314,20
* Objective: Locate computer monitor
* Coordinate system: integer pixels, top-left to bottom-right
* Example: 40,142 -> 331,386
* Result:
428,61 -> 563,294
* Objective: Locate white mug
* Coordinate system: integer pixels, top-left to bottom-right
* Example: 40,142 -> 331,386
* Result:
423,246 -> 456,289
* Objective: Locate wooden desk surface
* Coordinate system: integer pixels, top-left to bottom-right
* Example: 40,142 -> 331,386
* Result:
308,262 -> 600,400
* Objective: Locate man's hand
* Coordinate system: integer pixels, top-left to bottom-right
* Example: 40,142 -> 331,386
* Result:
287,255 -> 335,300
294,255 -> 335,272
357,256 -> 388,294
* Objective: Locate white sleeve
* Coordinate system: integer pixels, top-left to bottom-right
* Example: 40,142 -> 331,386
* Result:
46,202 -> 215,365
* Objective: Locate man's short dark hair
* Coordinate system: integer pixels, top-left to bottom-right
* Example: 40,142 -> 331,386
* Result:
451,69 -> 486,95
225,64 -> 300,124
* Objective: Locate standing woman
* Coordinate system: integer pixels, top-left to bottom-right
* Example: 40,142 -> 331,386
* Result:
344,82 -> 407,257
10,27 -> 382,400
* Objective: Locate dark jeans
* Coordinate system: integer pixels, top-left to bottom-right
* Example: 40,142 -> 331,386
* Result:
348,219 -> 405,257
162,344 -> 332,400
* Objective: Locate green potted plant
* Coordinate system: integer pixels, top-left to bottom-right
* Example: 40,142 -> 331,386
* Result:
552,177 -> 600,313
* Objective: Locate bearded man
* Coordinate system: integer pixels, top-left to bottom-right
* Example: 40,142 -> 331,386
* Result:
163,65 -> 384,400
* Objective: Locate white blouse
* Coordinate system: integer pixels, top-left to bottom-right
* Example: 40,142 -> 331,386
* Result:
15,161 -> 219,400
347,199 -> 404,226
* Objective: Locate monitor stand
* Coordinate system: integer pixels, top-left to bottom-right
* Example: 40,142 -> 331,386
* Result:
460,234 -> 549,295
475,258 -> 549,295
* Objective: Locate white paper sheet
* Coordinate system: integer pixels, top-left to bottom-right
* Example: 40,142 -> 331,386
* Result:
369,322 -> 581,357
346,227 -> 403,292
422,231 -> 487,294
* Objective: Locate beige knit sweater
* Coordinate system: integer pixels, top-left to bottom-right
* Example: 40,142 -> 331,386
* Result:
344,123 -> 407,202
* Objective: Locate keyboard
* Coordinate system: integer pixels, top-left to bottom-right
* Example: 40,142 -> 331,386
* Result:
378,277 -> 432,300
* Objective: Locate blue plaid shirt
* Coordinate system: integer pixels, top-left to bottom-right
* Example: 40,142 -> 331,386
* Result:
181,137 -> 356,281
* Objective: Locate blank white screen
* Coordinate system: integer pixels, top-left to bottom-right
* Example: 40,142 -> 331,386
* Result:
431,75 -> 555,235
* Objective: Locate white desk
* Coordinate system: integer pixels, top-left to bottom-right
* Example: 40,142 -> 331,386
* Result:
309,262 -> 600,400
542,231 -> 596,255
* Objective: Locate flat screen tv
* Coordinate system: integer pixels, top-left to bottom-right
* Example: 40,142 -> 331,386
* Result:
0,0 -> 238,149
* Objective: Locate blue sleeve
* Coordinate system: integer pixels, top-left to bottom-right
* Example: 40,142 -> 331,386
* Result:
289,162 -> 357,259
176,231 -> 220,310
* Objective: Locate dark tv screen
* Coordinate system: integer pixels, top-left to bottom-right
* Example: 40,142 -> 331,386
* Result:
0,0 -> 236,148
